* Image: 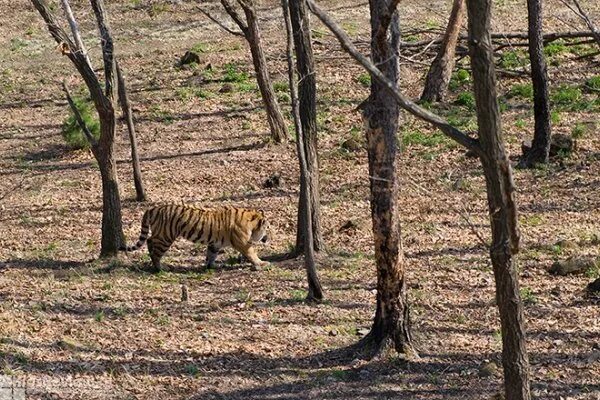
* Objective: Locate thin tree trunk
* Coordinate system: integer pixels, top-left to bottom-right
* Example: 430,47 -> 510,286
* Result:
116,60 -> 147,201
467,0 -> 531,398
519,0 -> 551,168
289,0 -> 323,254
220,0 -> 289,143
283,0 -> 323,301
420,0 -> 465,102
359,0 -> 414,357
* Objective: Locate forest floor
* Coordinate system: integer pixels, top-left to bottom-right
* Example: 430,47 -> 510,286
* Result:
0,0 -> 599,399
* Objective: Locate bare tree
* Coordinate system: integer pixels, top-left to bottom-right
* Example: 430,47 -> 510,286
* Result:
467,0 -> 531,398
220,0 -> 289,143
420,0 -> 465,102
116,61 -> 147,201
282,0 -> 323,302
307,1 -> 531,390
32,0 -> 125,257
287,0 -> 323,254
518,0 -> 552,168
358,0 -> 414,355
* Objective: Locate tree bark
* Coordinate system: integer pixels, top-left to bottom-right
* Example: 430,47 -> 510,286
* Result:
220,0 -> 289,143
518,0 -> 552,168
283,0 -> 323,301
97,115 -> 126,257
359,0 -> 414,357
116,60 -> 147,201
466,0 -> 532,398
289,0 -> 323,254
420,0 -> 465,102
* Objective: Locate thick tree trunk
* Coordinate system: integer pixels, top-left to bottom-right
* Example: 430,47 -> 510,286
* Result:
289,0 -> 323,254
283,0 -> 323,301
467,0 -> 532,398
360,0 -> 414,356
97,114 -> 125,257
241,4 -> 289,144
116,60 -> 147,201
420,0 -> 465,102
518,0 -> 552,168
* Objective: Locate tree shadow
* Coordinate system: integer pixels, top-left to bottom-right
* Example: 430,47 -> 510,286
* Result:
0,258 -> 89,271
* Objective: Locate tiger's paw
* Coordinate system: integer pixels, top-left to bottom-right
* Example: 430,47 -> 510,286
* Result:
251,261 -> 270,272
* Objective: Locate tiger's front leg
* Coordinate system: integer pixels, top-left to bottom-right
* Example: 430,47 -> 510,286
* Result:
237,244 -> 268,271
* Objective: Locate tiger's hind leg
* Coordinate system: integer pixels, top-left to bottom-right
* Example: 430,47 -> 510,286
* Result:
205,244 -> 221,270
147,237 -> 173,273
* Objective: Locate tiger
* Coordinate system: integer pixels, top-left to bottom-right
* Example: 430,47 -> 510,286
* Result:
119,204 -> 270,272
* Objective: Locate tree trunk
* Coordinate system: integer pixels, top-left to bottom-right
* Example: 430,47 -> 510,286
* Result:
360,0 -> 414,357
116,60 -> 147,201
289,0 -> 324,255
240,3 -> 289,144
518,0 -> 551,168
31,0 -> 126,260
283,0 -> 323,301
420,0 -> 465,102
97,113 -> 125,257
466,0 -> 532,398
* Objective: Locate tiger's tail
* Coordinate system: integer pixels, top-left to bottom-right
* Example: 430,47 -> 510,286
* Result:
119,210 -> 151,252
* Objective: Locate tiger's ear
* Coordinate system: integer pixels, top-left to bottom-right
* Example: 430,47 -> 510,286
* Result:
258,209 -> 265,216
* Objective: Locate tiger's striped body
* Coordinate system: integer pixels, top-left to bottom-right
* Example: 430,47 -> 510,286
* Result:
120,204 -> 269,272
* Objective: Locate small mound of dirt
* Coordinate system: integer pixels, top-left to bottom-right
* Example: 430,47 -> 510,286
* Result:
263,174 -> 282,189
178,51 -> 201,67
549,256 -> 598,276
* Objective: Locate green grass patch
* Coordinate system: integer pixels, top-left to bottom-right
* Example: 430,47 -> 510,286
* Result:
544,40 -> 567,57
222,63 -> 249,83
584,75 -> 600,91
449,69 -> 470,91
500,50 -> 528,69
62,97 -> 100,150
520,287 -> 538,305
551,85 -> 582,105
508,83 -> 533,100
455,92 -> 475,109
402,129 -> 448,147
356,73 -> 371,87
175,87 -> 211,101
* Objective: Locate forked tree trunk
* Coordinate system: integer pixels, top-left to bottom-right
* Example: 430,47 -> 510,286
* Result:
32,0 -> 125,258
221,0 -> 289,143
289,0 -> 323,254
467,0 -> 532,398
519,0 -> 551,168
360,0 -> 414,356
420,0 -> 465,102
283,0 -> 323,301
116,60 -> 147,201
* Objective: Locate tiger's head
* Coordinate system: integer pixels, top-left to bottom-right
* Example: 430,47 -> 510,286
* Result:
249,209 -> 269,244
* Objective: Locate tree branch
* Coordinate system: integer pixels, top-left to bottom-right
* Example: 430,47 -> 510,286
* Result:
220,0 -> 248,34
400,30 -> 599,49
197,6 -> 245,37
306,0 -> 484,158
60,0 -> 91,64
558,0 -> 600,48
30,0 -> 106,109
90,0 -> 116,101
62,81 -> 98,147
